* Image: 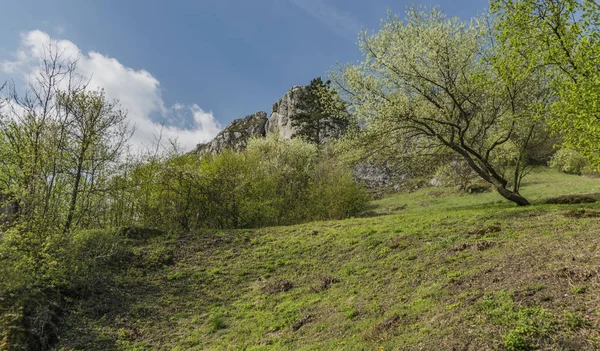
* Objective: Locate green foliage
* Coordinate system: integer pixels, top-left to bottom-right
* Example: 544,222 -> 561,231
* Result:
116,136 -> 369,231
0,226 -> 127,349
209,313 -> 227,332
477,291 -> 555,350
548,149 -> 589,175
291,77 -> 349,145
491,0 -> 600,169
332,6 -> 552,205
48,169 -> 600,350
433,160 -> 478,191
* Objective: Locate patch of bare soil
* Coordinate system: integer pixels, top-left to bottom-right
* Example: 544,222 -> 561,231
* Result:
447,223 -> 600,350
468,225 -> 501,236
261,279 -> 294,294
563,209 -> 600,218
290,314 -> 313,332
311,275 -> 340,292
363,314 -> 401,341
545,194 -> 597,205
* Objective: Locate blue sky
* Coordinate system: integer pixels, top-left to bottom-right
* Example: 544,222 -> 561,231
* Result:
0,0 -> 488,150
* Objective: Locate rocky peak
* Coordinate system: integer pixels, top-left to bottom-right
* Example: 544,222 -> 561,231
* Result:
193,83 -> 349,155
193,111 -> 267,155
265,86 -> 305,140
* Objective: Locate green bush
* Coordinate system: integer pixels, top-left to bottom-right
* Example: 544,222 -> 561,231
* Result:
122,136 -> 369,230
433,160 -> 478,191
0,226 -> 128,349
548,149 -> 589,175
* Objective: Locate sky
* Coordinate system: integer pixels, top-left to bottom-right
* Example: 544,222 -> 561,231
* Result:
0,0 -> 488,151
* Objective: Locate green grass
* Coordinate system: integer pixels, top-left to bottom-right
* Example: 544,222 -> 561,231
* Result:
55,168 -> 600,350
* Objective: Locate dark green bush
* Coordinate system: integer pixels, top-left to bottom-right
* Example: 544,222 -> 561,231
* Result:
0,227 -> 128,350
121,136 -> 369,230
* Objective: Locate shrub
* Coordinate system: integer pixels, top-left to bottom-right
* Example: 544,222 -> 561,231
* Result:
0,226 -> 128,349
433,160 -> 478,191
548,149 -> 589,175
125,136 -> 369,230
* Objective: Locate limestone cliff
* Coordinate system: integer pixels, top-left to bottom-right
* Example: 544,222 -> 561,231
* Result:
193,111 -> 267,155
265,86 -> 304,140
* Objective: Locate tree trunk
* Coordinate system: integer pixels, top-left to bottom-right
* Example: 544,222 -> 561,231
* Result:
496,186 -> 530,206
64,156 -> 84,233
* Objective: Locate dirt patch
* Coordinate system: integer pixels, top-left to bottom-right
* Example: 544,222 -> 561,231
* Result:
545,195 -> 597,205
388,204 -> 408,212
388,237 -> 409,250
363,314 -> 401,341
452,243 -> 471,252
475,241 -> 495,251
556,266 -> 600,284
290,314 -> 313,332
262,279 -> 294,294
450,241 -> 495,254
468,225 -> 501,236
466,182 -> 491,194
312,275 -> 340,292
563,209 -> 600,218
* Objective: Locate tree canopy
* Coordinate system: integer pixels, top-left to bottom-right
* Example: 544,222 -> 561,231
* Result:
291,77 -> 350,145
492,0 -> 600,169
333,7 -> 554,206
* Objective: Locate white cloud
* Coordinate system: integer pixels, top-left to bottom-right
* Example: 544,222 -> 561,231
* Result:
1,30 -> 221,152
289,0 -> 361,40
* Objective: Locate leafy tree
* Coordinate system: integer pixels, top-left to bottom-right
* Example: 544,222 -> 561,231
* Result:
333,7 -> 553,206
57,89 -> 132,232
292,77 -> 349,145
0,46 -> 83,225
491,0 -> 600,168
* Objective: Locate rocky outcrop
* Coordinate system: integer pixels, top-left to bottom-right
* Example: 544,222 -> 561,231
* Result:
194,111 -> 267,155
191,85 -> 405,192
265,86 -> 347,143
194,85 -> 351,157
265,86 -> 304,140
353,162 -> 407,191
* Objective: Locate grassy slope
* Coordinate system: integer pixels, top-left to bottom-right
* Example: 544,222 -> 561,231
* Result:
57,169 -> 600,350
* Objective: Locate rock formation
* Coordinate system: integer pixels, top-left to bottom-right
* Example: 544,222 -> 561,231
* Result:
194,85 -> 349,156
194,111 -> 267,155
191,85 -> 404,192
265,86 -> 304,140
265,85 -> 347,144
353,162 -> 407,192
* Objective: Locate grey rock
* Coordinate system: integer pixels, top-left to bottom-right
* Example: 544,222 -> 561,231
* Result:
430,178 -> 443,187
194,111 -> 267,155
353,162 -> 407,191
265,86 -> 347,144
265,86 -> 304,140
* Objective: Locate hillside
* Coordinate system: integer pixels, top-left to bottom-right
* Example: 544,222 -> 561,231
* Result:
54,169 -> 600,350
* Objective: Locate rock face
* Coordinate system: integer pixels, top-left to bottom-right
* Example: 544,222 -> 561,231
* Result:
265,86 -> 304,140
192,86 -> 405,192
265,85 -> 348,143
353,162 -> 407,191
194,111 -> 267,155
